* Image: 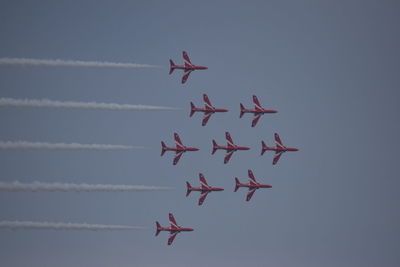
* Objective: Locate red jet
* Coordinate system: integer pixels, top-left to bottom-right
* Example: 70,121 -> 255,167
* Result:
234,170 -> 272,201
161,133 -> 199,165
169,51 -> 208,84
261,133 -> 299,165
240,95 -> 278,127
212,132 -> 250,164
190,94 -> 228,126
155,213 -> 194,246
186,173 -> 224,206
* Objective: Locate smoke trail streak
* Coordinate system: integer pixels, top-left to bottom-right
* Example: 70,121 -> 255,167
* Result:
0,221 -> 146,230
0,98 -> 179,111
0,181 -> 173,192
0,141 -> 143,151
0,57 -> 160,68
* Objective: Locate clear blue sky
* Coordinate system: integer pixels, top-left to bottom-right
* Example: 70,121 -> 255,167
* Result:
0,1 -> 399,266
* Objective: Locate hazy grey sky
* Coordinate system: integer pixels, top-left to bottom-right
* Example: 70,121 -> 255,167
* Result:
0,1 -> 399,266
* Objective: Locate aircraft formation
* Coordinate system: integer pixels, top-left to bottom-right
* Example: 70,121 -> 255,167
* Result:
156,51 -> 299,245
0,50 -> 298,246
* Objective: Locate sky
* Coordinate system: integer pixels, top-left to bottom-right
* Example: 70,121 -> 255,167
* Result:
0,0 -> 399,266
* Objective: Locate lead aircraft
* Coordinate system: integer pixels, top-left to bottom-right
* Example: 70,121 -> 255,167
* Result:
169,51 -> 208,84
190,94 -> 228,126
234,170 -> 272,201
240,95 -> 278,127
212,132 -> 250,164
161,133 -> 199,165
155,213 -> 194,245
186,173 -> 224,206
261,133 -> 299,165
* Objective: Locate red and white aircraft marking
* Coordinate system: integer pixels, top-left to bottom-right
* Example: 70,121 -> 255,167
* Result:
240,95 -> 278,127
186,173 -> 224,206
234,170 -> 272,201
161,133 -> 199,165
155,213 -> 194,246
169,51 -> 208,84
261,133 -> 299,165
212,132 -> 250,164
190,94 -> 228,126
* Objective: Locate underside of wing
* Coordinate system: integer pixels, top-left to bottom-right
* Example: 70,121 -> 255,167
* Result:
168,232 -> 178,245
198,191 -> 209,206
272,151 -> 284,165
224,150 -> 235,164
173,151 -> 184,165
202,112 -> 212,126
252,113 -> 262,127
246,188 -> 257,201
182,69 -> 193,84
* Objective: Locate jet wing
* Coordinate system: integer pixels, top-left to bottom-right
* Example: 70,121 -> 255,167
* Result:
168,232 -> 178,245
274,133 -> 285,149
203,94 -> 213,109
224,150 -> 235,164
174,133 -> 185,149
272,151 -> 284,165
246,188 -> 257,201
248,170 -> 258,185
169,213 -> 179,229
252,113 -> 262,127
182,51 -> 193,66
181,69 -> 193,84
199,173 -> 209,188
198,191 -> 209,206
253,95 -> 263,111
225,132 -> 235,147
173,151 -> 184,165
202,112 -> 212,126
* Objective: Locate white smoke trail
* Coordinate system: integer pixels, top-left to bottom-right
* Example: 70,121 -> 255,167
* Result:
0,141 -> 143,151
0,181 -> 173,192
0,221 -> 146,230
0,98 -> 179,111
0,57 -> 160,68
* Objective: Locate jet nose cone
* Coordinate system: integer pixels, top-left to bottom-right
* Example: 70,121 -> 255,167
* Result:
272,110 -> 278,113
193,148 -> 200,151
188,228 -> 194,232
294,148 -> 299,151
244,147 -> 250,150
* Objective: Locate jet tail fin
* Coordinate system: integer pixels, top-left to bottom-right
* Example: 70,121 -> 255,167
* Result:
186,182 -> 192,197
261,141 -> 268,155
240,103 -> 246,118
212,140 -> 218,155
169,59 -> 175,75
161,141 -> 167,156
155,221 -> 161,236
234,178 -> 241,192
190,102 -> 196,117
